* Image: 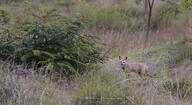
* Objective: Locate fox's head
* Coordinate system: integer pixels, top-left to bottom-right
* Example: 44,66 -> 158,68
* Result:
119,56 -> 128,70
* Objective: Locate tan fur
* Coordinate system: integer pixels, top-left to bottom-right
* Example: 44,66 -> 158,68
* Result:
119,56 -> 148,77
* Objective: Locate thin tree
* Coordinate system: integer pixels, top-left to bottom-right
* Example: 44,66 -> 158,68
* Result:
143,0 -> 148,19
145,0 -> 155,42
135,0 -> 155,43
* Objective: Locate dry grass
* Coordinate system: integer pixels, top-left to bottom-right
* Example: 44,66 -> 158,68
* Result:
1,39 -> 192,105
71,67 -> 192,105
0,63 -> 72,105
93,20 -> 192,56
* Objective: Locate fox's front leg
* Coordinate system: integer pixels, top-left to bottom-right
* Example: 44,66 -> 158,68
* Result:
141,67 -> 148,76
126,69 -> 131,77
142,70 -> 147,76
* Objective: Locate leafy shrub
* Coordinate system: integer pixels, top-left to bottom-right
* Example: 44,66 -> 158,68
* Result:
0,0 -> 23,4
0,10 -> 104,76
0,37 -> 17,60
182,0 -> 192,10
20,18 -> 103,75
152,2 -> 181,29
0,9 -> 14,60
0,9 -> 11,25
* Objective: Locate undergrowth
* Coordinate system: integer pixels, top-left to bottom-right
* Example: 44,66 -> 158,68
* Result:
72,69 -> 145,105
0,9 -> 105,76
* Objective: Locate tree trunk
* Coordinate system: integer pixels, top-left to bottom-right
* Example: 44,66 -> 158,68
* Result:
143,0 -> 148,19
146,5 -> 152,40
145,0 -> 155,44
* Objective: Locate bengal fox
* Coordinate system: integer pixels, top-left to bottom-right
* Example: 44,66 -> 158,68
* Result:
119,56 -> 148,76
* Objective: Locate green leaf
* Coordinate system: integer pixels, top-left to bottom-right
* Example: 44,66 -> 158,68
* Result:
135,0 -> 142,5
46,62 -> 54,71
21,53 -> 32,61
41,51 -> 56,59
33,50 -> 41,56
57,62 -> 77,73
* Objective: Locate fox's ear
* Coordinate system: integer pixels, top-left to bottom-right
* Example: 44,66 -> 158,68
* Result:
119,56 -> 122,60
125,57 -> 128,60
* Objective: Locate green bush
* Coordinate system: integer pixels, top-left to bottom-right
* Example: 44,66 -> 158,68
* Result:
0,37 -> 17,60
0,10 -> 104,76
0,9 -> 11,25
182,0 -> 192,10
152,2 -> 181,29
0,0 -> 23,4
0,9 -> 14,60
21,18 -> 103,75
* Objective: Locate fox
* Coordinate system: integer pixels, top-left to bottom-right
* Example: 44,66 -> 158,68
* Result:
119,56 -> 148,77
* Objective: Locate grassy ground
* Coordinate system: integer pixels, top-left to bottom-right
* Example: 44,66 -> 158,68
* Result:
1,39 -> 192,105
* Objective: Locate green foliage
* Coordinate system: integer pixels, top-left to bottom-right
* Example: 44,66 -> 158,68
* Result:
20,17 -> 103,75
152,2 -> 181,29
0,0 -> 23,4
0,37 -> 16,60
0,10 -> 104,76
182,0 -> 192,10
135,0 -> 142,5
0,9 -> 11,25
0,9 -> 14,60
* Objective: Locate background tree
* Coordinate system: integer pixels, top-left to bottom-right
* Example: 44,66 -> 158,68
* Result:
182,0 -> 192,10
145,0 -> 155,41
135,0 -> 155,43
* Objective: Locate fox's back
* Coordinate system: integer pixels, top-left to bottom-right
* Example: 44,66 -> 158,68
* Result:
126,63 -> 147,75
129,63 -> 147,69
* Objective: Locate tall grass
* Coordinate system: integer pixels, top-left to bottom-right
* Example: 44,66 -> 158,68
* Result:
0,63 -> 71,105
1,39 -> 192,105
